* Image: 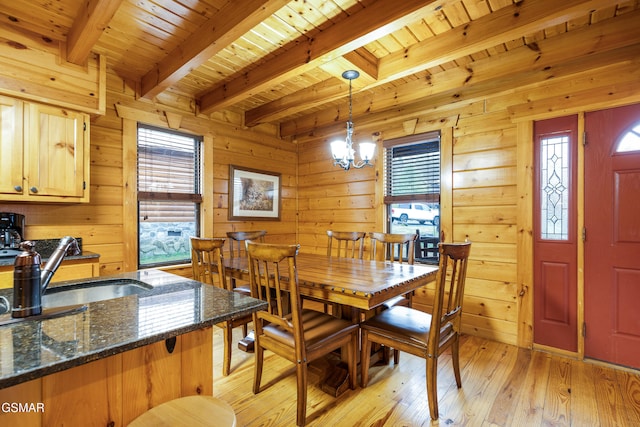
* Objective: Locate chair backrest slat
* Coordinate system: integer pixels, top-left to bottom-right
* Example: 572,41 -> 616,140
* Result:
429,242 -> 471,349
246,242 -> 304,355
190,237 -> 229,290
226,230 -> 267,259
326,230 -> 366,259
369,232 -> 418,264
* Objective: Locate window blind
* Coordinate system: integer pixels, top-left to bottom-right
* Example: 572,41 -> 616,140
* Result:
384,135 -> 440,204
137,125 -> 202,222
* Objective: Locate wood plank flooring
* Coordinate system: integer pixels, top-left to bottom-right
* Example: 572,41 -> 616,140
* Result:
212,328 -> 640,426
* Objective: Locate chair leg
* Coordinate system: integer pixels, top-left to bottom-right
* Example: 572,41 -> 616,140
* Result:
451,335 -> 462,388
253,343 -> 264,394
242,324 -> 248,338
426,355 -> 439,420
347,334 -> 357,390
382,345 -> 391,364
393,349 -> 400,365
296,363 -> 308,426
360,330 -> 372,387
223,323 -> 232,376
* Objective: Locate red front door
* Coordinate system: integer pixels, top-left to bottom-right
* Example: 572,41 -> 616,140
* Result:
533,116 -> 578,351
585,103 -> 640,369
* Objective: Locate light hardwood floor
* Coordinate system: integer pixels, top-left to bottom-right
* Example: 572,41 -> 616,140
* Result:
212,328 -> 640,426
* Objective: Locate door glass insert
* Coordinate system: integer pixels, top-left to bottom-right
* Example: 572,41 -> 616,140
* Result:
540,135 -> 570,240
616,123 -> 640,153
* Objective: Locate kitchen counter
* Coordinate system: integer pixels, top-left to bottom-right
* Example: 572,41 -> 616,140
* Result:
0,251 -> 99,267
0,238 -> 99,267
0,269 -> 267,389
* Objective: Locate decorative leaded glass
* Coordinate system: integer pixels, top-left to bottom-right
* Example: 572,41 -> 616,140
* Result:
540,135 -> 570,240
617,123 -> 640,153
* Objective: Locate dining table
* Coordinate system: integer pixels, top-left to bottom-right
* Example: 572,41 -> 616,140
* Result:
224,252 -> 439,312
223,252 -> 438,395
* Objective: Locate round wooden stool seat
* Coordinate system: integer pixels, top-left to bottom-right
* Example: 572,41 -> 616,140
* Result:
128,395 -> 236,427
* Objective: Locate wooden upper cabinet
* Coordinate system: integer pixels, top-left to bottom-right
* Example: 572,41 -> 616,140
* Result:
0,96 -> 24,195
0,96 -> 90,203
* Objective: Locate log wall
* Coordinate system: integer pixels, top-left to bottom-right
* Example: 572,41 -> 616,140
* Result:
1,69 -> 298,277
295,64 -> 640,348
1,31 -> 639,350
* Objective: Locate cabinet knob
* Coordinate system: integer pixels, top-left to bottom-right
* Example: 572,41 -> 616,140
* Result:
30,187 -> 38,194
14,185 -> 22,192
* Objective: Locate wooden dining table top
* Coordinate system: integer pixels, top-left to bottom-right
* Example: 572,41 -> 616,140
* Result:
223,252 -> 438,311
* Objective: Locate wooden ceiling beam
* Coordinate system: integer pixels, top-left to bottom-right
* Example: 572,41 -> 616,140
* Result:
245,53 -> 378,126
198,0 -> 441,114
139,0 -> 289,100
296,52 -> 640,141
343,48 -> 379,80
508,64 -> 640,121
280,9 -> 640,137
375,0 -> 622,84
249,0 -> 615,127
245,77 -> 347,126
66,0 -> 123,65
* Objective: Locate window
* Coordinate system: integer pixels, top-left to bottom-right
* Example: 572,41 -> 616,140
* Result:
617,122 -> 640,153
539,134 -> 570,240
137,125 -> 202,267
384,131 -> 441,263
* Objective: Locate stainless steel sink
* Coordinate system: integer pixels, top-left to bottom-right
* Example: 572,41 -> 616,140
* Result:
42,279 -> 153,308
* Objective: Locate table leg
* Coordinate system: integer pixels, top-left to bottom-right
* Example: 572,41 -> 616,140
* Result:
321,362 -> 350,397
237,330 -> 255,352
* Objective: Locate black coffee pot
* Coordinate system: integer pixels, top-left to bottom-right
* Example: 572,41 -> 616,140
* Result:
12,237 -> 78,318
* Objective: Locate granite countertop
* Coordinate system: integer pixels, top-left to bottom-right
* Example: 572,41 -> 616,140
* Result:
0,269 -> 267,389
0,238 -> 100,267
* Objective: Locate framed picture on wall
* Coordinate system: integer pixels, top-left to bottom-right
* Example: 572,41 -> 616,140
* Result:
229,165 -> 281,220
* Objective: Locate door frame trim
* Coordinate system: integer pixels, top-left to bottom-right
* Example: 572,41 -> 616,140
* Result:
517,114 -> 585,356
576,111 -> 585,360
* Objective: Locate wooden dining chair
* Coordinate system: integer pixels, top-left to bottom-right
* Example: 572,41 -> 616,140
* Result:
367,232 -> 419,362
225,230 -> 267,340
246,241 -> 359,426
369,231 -> 417,264
318,230 -> 367,315
369,232 -> 418,309
226,230 -> 267,259
326,230 -> 366,259
360,242 -> 471,421
226,230 -> 266,294
190,237 -> 253,376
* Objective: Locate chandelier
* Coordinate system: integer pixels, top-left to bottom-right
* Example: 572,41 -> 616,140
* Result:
330,70 -> 375,170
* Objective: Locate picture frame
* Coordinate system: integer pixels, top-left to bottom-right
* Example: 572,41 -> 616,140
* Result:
228,165 -> 281,221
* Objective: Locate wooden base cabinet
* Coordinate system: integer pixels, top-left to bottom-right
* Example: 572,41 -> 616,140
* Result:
0,257 -> 100,289
0,327 -> 213,426
0,95 -> 90,203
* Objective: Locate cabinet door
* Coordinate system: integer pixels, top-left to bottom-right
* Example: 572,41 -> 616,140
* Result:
25,104 -> 87,198
0,96 -> 24,195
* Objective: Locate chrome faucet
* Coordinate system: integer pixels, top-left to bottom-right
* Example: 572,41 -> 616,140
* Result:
12,236 -> 80,318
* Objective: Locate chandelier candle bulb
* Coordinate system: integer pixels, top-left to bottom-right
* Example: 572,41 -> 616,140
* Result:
359,142 -> 376,162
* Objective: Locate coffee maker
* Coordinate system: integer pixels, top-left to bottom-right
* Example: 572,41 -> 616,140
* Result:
0,212 -> 25,258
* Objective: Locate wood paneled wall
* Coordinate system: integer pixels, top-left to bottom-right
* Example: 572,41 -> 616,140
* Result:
449,114 -> 519,345
0,26 -> 105,114
295,66 -> 640,349
297,136 -> 380,255
1,69 -> 298,277
2,41 -> 639,351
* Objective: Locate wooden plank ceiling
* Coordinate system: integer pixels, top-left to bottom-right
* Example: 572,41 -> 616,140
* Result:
1,0 -> 638,137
